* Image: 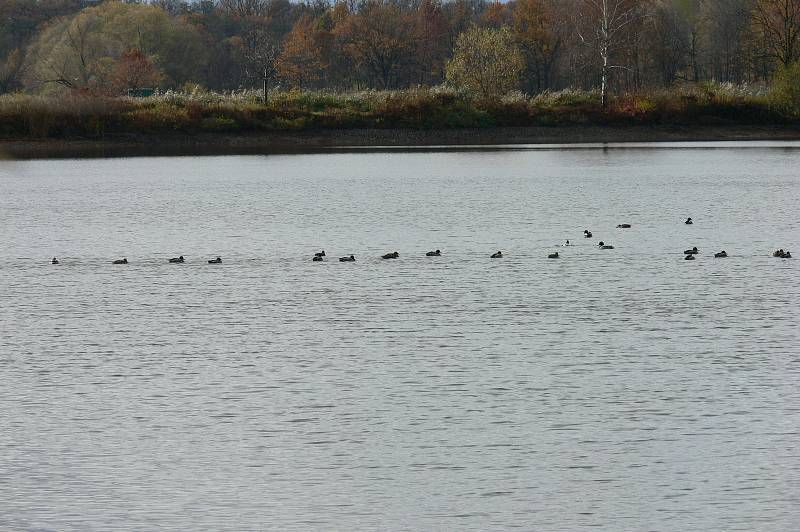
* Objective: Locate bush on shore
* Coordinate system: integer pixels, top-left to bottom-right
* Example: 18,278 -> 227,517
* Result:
0,83 -> 788,140
769,62 -> 800,119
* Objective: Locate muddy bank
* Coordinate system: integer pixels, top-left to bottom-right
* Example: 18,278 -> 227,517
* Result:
2,125 -> 800,159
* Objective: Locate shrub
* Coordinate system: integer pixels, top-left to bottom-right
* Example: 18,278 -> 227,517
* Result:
123,104 -> 191,132
770,62 -> 800,118
200,116 -> 239,131
0,84 -> 793,139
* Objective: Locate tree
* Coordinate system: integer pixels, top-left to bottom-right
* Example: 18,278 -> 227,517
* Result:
480,2 -> 512,29
673,0 -> 702,82
0,47 -> 23,92
22,1 -> 207,93
218,0 -> 269,18
445,26 -> 524,97
697,0 -> 754,83
512,0 -> 562,93
575,0 -> 651,106
334,1 -> 413,89
408,0 -> 451,85
23,8 -> 101,90
113,48 -> 164,93
150,0 -> 189,16
276,16 -> 325,88
753,0 -> 800,68
240,27 -> 279,102
648,0 -> 691,86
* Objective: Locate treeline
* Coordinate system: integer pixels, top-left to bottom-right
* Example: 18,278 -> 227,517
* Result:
0,0 -> 799,99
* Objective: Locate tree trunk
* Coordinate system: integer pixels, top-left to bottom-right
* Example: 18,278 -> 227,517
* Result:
262,68 -> 268,104
601,50 -> 608,107
600,0 -> 609,108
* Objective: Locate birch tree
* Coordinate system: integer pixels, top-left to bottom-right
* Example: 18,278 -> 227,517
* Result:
575,0 -> 650,106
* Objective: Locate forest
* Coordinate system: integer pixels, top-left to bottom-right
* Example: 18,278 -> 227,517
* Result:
1,0 -> 799,139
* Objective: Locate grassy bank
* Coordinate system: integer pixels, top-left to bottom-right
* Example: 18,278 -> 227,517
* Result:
0,84 -> 794,141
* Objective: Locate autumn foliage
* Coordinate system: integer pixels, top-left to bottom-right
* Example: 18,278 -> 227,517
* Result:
0,0 -> 798,111
113,49 -> 164,93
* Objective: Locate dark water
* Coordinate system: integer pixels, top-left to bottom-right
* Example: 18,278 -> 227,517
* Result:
1,143 -> 798,531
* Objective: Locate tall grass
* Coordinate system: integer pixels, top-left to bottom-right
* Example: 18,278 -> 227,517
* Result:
0,83 -> 789,140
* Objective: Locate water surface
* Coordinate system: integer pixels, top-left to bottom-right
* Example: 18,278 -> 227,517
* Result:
1,144 -> 798,530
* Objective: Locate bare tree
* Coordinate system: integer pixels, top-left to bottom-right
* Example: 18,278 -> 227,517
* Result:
697,0 -> 754,83
575,0 -> 650,106
218,0 -> 269,18
149,0 -> 189,16
753,0 -> 800,68
335,1 -> 413,90
240,28 -> 279,103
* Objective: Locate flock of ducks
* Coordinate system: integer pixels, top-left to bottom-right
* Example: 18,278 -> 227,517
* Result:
46,218 -> 792,265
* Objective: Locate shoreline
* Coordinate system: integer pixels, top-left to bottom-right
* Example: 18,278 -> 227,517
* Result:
3,124 -> 800,159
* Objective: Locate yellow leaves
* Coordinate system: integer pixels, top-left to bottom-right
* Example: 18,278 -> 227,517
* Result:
22,0 -> 206,94
445,26 -> 524,98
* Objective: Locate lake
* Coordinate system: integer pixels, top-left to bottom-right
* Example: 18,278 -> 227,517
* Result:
1,143 -> 798,531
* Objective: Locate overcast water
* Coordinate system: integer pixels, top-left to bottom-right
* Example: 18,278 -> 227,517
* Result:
1,143 -> 799,531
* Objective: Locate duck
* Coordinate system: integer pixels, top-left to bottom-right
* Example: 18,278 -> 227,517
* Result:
684,247 -> 699,255
381,251 -> 399,259
685,254 -> 696,260
563,240 -> 572,246
491,251 -> 503,258
112,258 -> 128,264
426,249 -> 441,256
685,217 -> 693,225
773,249 -> 785,258
312,255 -> 323,262
785,251 -> 792,258
548,252 -> 559,259
339,255 -> 356,262
598,241 -> 614,249
584,230 -> 593,238
208,257 -> 222,264
314,250 -> 325,258
617,223 -> 631,229
169,255 -> 185,263
714,251 -> 728,258
51,257 -> 59,264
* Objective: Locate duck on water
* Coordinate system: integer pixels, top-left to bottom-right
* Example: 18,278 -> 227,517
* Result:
339,255 -> 356,262
208,257 -> 222,264
598,241 -> 614,249
382,251 -> 399,259
491,251 -> 503,258
426,249 -> 441,256
113,258 -> 128,264
684,247 -> 699,255
169,255 -> 185,263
